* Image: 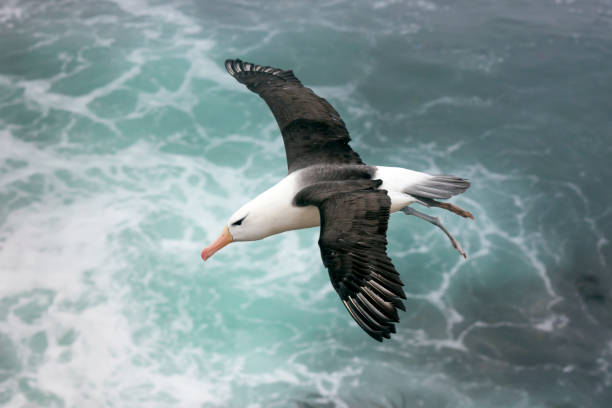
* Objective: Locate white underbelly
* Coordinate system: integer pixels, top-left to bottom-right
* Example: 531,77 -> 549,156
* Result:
284,192 -> 414,233
285,166 -> 422,230
374,165 -> 425,212
287,192 -> 413,231
261,166 -> 424,235
386,191 -> 416,213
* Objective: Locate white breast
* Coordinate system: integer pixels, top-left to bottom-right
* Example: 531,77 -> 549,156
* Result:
246,172 -> 320,237
374,166 -> 426,212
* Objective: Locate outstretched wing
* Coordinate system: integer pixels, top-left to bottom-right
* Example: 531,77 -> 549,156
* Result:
225,59 -> 365,173
295,180 -> 406,341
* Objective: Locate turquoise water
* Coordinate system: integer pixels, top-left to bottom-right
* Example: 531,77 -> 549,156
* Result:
1,0 -> 612,406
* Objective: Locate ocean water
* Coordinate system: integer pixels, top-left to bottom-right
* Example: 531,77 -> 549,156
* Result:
1,0 -> 612,406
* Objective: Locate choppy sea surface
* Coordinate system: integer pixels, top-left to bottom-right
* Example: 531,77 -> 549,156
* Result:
1,0 -> 612,407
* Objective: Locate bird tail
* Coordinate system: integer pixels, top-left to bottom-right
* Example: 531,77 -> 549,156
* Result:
404,174 -> 470,200
404,175 -> 473,219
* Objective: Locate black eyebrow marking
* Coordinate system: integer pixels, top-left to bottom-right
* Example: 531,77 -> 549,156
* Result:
232,215 -> 247,226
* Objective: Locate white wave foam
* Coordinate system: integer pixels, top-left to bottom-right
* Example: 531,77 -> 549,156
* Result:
0,0 -> 23,25
3,0 -> 611,406
373,0 -> 437,11
0,126 -> 246,405
416,96 -> 492,116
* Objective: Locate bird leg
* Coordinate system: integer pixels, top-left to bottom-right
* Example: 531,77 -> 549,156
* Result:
417,197 -> 474,219
402,206 -> 467,258
430,201 -> 474,219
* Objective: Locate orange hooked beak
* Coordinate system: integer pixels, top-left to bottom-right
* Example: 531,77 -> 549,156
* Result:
201,226 -> 233,261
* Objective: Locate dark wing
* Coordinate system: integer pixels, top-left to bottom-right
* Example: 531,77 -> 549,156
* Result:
295,180 -> 406,341
225,59 -> 365,173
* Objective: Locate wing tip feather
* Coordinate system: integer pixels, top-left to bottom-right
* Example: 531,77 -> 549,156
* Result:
341,279 -> 406,342
224,58 -> 302,85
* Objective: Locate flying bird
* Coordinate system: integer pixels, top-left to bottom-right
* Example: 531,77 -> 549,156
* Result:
202,59 -> 474,341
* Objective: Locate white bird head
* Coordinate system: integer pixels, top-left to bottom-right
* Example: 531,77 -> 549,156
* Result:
201,191 -> 287,261
200,173 -> 320,262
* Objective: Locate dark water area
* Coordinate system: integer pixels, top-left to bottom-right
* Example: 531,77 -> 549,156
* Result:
1,0 -> 611,407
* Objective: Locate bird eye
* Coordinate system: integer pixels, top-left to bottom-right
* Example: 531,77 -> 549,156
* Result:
231,215 -> 247,226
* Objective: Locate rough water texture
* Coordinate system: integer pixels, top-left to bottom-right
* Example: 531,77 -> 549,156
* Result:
1,0 -> 612,407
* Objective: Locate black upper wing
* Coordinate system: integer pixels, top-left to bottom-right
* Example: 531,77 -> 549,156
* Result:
295,179 -> 406,341
225,59 -> 365,173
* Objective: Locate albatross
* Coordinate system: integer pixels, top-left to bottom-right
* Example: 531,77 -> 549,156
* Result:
202,59 -> 474,341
